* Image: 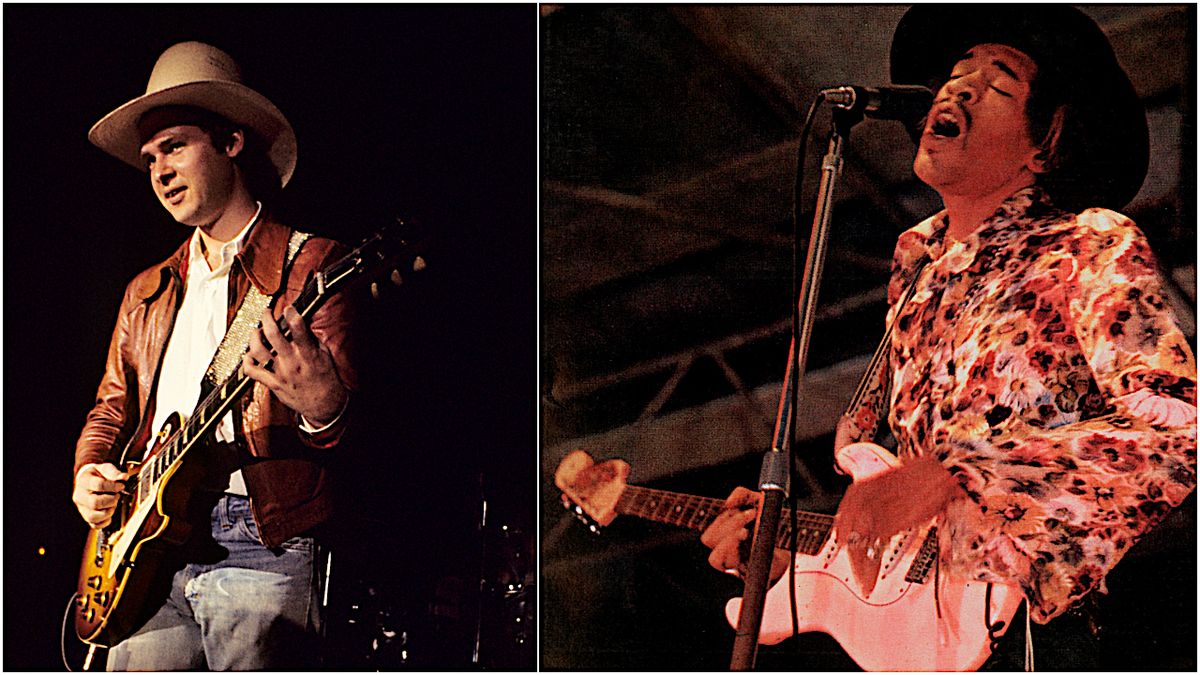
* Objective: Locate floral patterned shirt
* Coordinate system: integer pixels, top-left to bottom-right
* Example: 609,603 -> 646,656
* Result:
844,186 -> 1197,623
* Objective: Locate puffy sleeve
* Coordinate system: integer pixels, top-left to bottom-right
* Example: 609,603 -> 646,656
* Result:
941,210 -> 1196,623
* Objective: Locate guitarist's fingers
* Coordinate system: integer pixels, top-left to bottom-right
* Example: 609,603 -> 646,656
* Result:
75,467 -> 127,495
245,309 -> 287,368
833,481 -> 878,546
92,462 -> 129,482
726,486 -> 761,509
245,332 -> 279,392
81,492 -> 120,512
700,508 -> 755,547
243,352 -> 285,391
770,548 -> 791,583
75,462 -> 127,486
80,509 -> 113,528
260,307 -> 317,361
73,492 -> 116,528
847,539 -> 883,597
95,479 -> 126,493
280,306 -> 319,355
707,526 -> 749,574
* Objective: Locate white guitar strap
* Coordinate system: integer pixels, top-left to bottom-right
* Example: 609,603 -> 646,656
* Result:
204,229 -> 310,386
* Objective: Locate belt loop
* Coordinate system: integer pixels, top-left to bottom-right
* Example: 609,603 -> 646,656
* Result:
216,494 -> 232,530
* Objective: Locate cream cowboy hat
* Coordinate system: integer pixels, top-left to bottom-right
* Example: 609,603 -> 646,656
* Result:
88,41 -> 297,187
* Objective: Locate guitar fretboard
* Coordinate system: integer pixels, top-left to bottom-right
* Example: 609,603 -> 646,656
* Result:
615,486 -> 834,555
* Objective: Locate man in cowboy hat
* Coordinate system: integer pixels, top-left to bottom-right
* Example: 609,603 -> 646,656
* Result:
702,6 -> 1195,669
71,41 -> 356,669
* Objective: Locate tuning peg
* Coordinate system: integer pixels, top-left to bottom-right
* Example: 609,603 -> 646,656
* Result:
413,256 -> 427,272
391,269 -> 404,286
370,282 -> 381,301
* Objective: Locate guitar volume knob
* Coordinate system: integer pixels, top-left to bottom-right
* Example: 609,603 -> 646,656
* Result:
87,575 -> 102,590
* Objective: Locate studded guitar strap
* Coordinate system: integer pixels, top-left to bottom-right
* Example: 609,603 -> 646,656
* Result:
203,229 -> 310,387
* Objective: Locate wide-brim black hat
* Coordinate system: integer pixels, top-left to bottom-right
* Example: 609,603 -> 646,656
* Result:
890,5 -> 1148,213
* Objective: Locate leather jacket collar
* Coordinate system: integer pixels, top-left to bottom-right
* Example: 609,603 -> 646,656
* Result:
136,210 -> 292,303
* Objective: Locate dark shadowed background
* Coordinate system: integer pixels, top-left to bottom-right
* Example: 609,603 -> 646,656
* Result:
5,4 -> 535,670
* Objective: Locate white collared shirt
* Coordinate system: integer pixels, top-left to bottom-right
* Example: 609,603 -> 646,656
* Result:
148,204 -> 262,494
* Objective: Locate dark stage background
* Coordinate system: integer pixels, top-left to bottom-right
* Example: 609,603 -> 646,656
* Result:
5,5 -> 535,670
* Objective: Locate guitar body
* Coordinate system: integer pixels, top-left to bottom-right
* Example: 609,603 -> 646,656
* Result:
76,517 -> 174,647
75,413 -> 228,646
724,442 -> 1024,671
556,447 -> 1025,671
725,524 -> 1023,670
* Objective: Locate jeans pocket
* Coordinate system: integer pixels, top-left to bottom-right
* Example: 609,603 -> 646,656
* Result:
235,509 -> 262,544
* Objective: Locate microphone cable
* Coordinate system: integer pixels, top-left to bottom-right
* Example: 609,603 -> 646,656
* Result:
786,91 -> 827,647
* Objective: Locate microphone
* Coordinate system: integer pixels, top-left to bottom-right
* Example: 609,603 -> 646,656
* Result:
820,85 -> 933,121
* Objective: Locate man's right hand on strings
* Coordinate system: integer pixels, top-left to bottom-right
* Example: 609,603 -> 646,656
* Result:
73,462 -> 129,528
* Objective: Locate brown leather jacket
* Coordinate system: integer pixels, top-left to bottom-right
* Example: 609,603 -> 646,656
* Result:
74,213 -> 358,547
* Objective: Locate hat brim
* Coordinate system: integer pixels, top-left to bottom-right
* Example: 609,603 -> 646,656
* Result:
890,5 -> 1148,213
88,80 -> 297,188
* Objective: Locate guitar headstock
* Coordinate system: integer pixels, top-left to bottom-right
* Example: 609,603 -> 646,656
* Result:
310,217 -> 430,308
363,218 -> 430,301
553,450 -> 630,532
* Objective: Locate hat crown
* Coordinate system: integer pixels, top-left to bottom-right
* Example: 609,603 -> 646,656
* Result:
90,40 -> 297,189
145,42 -> 244,95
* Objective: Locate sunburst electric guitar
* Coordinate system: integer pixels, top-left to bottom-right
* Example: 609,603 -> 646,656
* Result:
555,445 -> 1025,671
74,227 -> 426,648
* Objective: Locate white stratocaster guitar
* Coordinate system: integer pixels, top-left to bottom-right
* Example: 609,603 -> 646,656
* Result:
555,444 -> 1025,671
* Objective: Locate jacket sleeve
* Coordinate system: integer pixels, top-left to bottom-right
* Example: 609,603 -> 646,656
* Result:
292,239 -> 359,449
940,211 -> 1196,623
297,278 -> 358,448
74,282 -> 141,476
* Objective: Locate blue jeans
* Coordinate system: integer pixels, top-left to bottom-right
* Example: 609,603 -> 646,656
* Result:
107,495 -> 322,670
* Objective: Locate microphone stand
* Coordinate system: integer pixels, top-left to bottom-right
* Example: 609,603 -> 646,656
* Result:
729,106 -> 863,671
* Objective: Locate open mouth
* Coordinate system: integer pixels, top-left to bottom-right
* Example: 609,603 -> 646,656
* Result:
930,114 -> 961,139
164,186 -> 187,202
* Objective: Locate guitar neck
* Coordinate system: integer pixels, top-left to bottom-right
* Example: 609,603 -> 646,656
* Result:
132,267 -> 341,504
616,486 -> 834,555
